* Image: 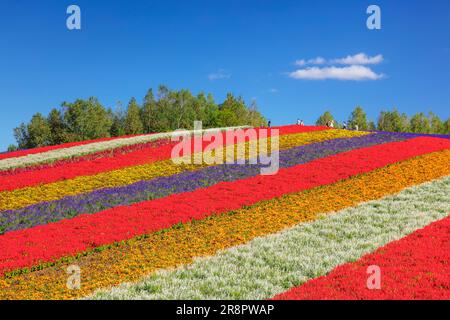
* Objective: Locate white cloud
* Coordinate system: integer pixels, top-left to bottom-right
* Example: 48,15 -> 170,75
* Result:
295,53 -> 383,67
331,53 -> 383,65
295,57 -> 326,66
268,88 -> 279,93
308,56 -> 326,65
289,65 -> 384,81
208,69 -> 231,81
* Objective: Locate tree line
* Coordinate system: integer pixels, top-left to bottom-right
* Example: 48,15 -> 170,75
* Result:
9,85 -> 267,151
316,107 -> 450,134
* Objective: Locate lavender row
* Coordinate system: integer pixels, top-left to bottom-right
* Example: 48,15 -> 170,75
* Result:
0,132 -> 410,234
370,130 -> 450,140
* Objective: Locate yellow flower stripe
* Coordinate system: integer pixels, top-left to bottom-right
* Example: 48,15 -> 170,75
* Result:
0,129 -> 367,211
1,149 -> 449,300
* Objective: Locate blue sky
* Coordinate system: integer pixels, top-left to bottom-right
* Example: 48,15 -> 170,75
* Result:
0,0 -> 449,150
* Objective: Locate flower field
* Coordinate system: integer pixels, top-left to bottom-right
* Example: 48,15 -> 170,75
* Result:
0,125 -> 449,300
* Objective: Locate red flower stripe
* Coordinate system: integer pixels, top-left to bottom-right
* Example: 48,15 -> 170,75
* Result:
0,125 -> 321,162
1,136 -> 448,276
273,216 -> 450,300
0,126 -> 325,191
0,138 -> 172,177
0,133 -> 149,161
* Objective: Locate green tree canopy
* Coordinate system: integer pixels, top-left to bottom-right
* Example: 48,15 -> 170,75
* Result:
316,111 -> 335,126
27,113 -> 52,147
47,108 -> 66,145
444,118 -> 450,134
377,109 -> 409,132
13,123 -> 29,149
141,89 -> 157,133
367,121 -> 376,131
410,112 -> 431,133
11,86 -> 267,150
110,102 -> 126,137
429,112 -> 444,134
7,144 -> 18,152
348,106 -> 368,130
124,98 -> 144,135
62,97 -> 112,141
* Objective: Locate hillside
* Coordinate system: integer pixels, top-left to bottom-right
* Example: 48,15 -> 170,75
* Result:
0,125 -> 449,300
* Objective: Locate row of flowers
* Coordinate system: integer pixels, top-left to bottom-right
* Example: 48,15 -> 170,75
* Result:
0,133 -> 149,161
0,137 -> 448,277
92,176 -> 450,300
0,129 -> 366,211
0,132 -> 400,233
0,129 -> 359,192
0,125 -> 285,177
1,149 -> 449,299
274,214 -> 450,300
0,137 -> 172,178
0,126 -> 252,171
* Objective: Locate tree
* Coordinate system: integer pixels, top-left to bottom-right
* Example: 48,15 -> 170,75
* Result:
169,89 -> 196,129
377,109 -> 409,132
444,118 -> 450,134
348,106 -> 368,130
217,93 -> 242,127
27,113 -> 52,147
62,97 -> 112,141
13,123 -> 29,149
367,121 -> 376,131
247,100 -> 267,127
11,86 -> 268,148
410,112 -> 431,133
124,98 -> 144,135
316,111 -> 335,126
110,102 -> 126,137
141,89 -> 157,133
429,112 -> 444,134
48,108 -> 66,145
202,93 -> 219,127
7,144 -> 18,152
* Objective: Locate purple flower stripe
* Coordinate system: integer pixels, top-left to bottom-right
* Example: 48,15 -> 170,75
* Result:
0,132 -> 412,234
369,130 -> 450,140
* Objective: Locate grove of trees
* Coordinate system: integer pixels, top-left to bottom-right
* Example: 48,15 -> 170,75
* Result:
10,86 -> 267,150
316,107 -> 450,134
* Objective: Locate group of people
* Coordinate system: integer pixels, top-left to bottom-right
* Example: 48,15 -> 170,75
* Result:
342,121 -> 359,131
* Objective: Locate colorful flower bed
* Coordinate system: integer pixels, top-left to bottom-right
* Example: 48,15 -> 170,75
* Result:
0,129 -> 366,211
0,132 -> 405,233
273,215 -> 450,300
1,149 -> 449,299
0,126 -> 449,300
0,136 -> 449,276
0,126 -> 251,170
92,176 -> 450,300
0,128 -> 352,192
